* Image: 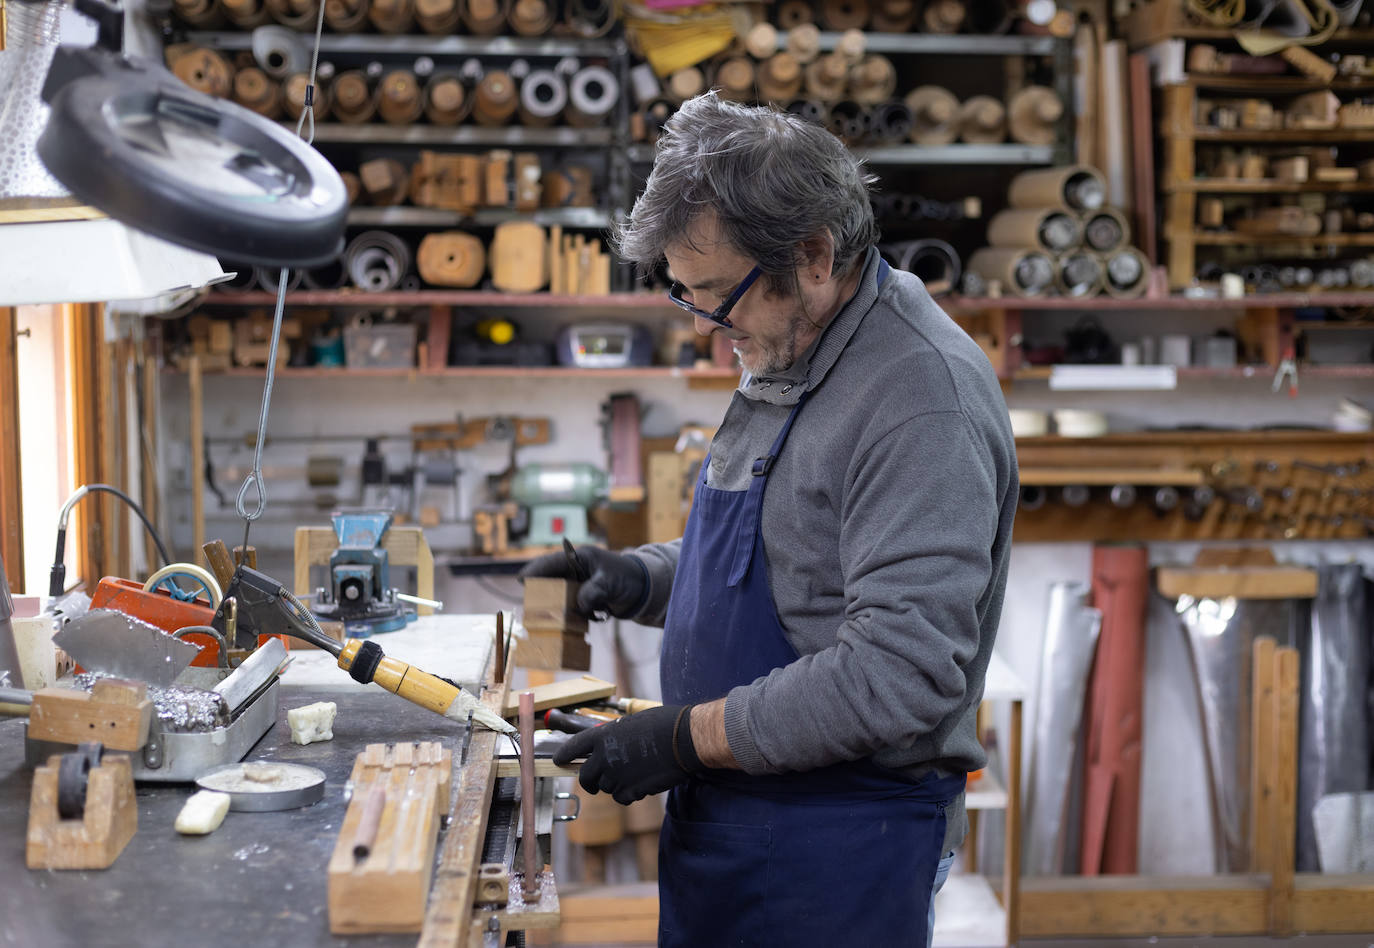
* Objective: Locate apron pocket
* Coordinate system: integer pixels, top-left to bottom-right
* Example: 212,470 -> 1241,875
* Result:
659,812 -> 771,948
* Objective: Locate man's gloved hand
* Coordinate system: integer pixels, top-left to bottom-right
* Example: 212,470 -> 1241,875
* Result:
552,704 -> 702,805
518,545 -> 648,619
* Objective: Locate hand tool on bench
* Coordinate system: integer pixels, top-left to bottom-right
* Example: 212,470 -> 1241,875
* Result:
210,564 -> 514,733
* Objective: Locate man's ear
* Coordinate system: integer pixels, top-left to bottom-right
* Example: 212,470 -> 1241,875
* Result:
797,231 -> 837,279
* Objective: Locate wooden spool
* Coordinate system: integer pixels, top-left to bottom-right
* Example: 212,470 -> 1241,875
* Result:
1008,85 -> 1063,146
490,221 -> 548,292
745,22 -> 779,59
332,70 -> 377,124
757,52 -> 803,103
1008,165 -> 1107,211
283,72 -> 331,121
414,0 -> 461,32
834,27 -> 866,61
1100,246 -> 1149,299
359,158 -> 410,206
957,95 -> 1005,143
173,47 -> 234,98
786,23 -> 821,64
905,85 -> 959,145
818,0 -> 870,31
377,70 -> 424,125
804,53 -> 850,102
987,207 -> 1082,252
221,0 -> 272,28
509,0 -> 555,35
341,171 -> 362,205
919,0 -> 965,32
417,232 -> 486,287
367,0 -> 414,31
777,0 -> 814,28
264,0 -> 320,28
967,247 -> 1056,297
462,0 -> 509,34
173,0 -> 226,27
232,67 -> 282,117
870,0 -> 916,31
1056,250 -> 1105,297
847,55 -> 895,106
472,71 -> 518,126
323,0 -> 370,31
714,57 -> 756,102
1081,206 -> 1131,252
666,67 -> 705,103
424,74 -> 469,125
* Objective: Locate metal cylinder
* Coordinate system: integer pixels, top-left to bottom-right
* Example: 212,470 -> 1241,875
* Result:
1008,85 -> 1063,146
870,99 -> 913,141
1108,484 -> 1137,508
424,74 -> 469,125
1061,485 -> 1091,508
255,266 -> 304,292
331,70 -> 377,123
377,70 -> 424,125
473,71 -> 518,126
967,247 -> 1056,297
567,66 -> 620,126
345,231 -> 413,292
1101,247 -> 1150,299
905,85 -> 959,145
987,208 -> 1082,252
1082,207 -> 1130,252
519,69 -> 567,126
786,98 -> 829,127
957,95 -> 1006,143
0,0 -> 68,200
891,239 -> 961,295
826,100 -> 871,142
1056,250 -> 1105,297
1151,486 -> 1180,514
1009,165 -> 1108,212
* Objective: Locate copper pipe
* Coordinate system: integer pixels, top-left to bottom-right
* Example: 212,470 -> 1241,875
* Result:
352,784 -> 387,861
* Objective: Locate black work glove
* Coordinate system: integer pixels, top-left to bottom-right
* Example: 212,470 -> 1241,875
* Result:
552,704 -> 703,805
518,545 -> 648,619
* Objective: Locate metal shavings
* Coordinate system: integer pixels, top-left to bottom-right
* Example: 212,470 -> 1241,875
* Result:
73,672 -> 228,732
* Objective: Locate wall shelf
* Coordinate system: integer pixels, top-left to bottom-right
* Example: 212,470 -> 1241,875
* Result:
183,31 -> 618,58
204,290 -> 666,307
814,31 -> 1061,56
346,206 -> 611,228
1193,231 -> 1374,247
305,123 -> 614,146
857,143 -> 1057,165
1169,180 -> 1374,194
171,364 -> 740,382
1185,75 -> 1374,93
1191,127 -> 1374,143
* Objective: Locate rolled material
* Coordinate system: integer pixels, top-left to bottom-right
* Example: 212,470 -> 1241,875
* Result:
509,0 -> 555,34
323,0 -> 370,31
1101,247 -> 1149,299
713,57 -> 756,103
378,69 -> 424,125
519,69 -> 567,125
745,22 -> 779,59
818,0 -> 870,30
359,157 -> 410,205
919,0 -> 965,32
264,0 -> 321,28
565,0 -> 615,36
368,0 -> 415,31
415,0 -> 461,32
463,0 -> 510,33
848,55 -> 896,106
425,73 -> 469,125
1081,207 -> 1130,252
417,232 -> 487,287
804,53 -> 850,102
567,66 -> 619,126
1056,251 -> 1104,297
223,0 -> 273,28
757,53 -> 804,103
1009,165 -> 1107,212
826,100 -> 871,142
957,95 -> 1006,143
1008,85 -> 1063,146
666,67 -> 705,104
251,26 -> 308,80
786,99 -> 829,126
332,70 -> 377,124
473,71 -> 518,126
869,99 -> 912,142
1024,581 -> 1102,876
283,72 -> 330,121
906,85 -> 959,145
255,266 -> 303,292
890,239 -> 960,295
786,23 -> 821,62
778,0 -> 815,28
987,208 -> 1082,253
871,0 -> 916,31
173,0 -> 226,27
216,262 -> 259,291
967,247 -> 1056,297
346,231 -> 413,292
172,47 -> 234,98
302,257 -> 349,290
232,67 -> 281,117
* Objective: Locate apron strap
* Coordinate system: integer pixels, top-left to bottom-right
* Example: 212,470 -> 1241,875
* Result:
727,392 -> 810,587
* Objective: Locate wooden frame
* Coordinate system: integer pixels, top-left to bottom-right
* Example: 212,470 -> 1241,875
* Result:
0,307 -> 22,592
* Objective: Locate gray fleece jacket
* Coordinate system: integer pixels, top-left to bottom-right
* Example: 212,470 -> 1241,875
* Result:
629,248 -> 1018,849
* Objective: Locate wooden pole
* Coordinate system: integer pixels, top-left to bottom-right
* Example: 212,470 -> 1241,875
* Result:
189,355 -> 205,568
1004,698 -> 1023,945
0,308 -> 23,593
1270,646 -> 1300,935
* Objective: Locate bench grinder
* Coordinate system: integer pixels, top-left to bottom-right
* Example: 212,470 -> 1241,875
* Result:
508,464 -> 607,548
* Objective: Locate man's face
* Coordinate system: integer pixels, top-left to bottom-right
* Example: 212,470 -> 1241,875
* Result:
663,216 -> 817,377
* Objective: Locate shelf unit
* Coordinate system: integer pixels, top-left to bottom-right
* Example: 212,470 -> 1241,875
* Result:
184,31 -> 619,57
346,206 -> 611,228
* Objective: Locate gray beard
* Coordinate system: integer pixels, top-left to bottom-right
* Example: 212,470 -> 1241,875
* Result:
746,319 -> 802,375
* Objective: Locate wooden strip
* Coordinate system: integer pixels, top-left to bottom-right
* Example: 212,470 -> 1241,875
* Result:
500,675 -> 614,717
494,759 -> 579,780
1249,636 -> 1277,875
189,355 -> 205,568
0,307 -> 22,592
139,340 -> 159,553
1292,875 -> 1374,931
68,304 -> 104,591
1129,52 -> 1157,264
1019,467 -> 1205,487
1003,698 -> 1023,945
1156,567 -> 1318,600
1269,646 -> 1300,935
1018,875 -> 1270,937
114,338 -> 131,578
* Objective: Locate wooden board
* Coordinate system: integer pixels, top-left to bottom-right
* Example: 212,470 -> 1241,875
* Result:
494,759 -> 580,779
516,629 -> 591,673
27,684 -> 153,753
1019,467 -> 1205,486
329,742 -> 452,934
293,526 -> 435,615
1269,647 -> 1300,934
1292,875 -> 1374,931
0,308 -> 21,592
522,578 -> 588,635
1018,875 -> 1270,937
0,198 -> 106,224
1156,566 -> 1318,600
1249,637 -> 1277,875
500,675 -> 614,717
532,883 -> 659,946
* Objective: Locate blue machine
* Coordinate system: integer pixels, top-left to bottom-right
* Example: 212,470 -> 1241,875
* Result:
311,509 -> 414,637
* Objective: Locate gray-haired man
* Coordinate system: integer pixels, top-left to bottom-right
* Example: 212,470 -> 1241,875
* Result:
523,93 -> 1018,946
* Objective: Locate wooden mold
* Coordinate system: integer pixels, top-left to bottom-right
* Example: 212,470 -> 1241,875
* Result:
26,754 -> 137,870
328,742 -> 453,934
27,680 -> 153,753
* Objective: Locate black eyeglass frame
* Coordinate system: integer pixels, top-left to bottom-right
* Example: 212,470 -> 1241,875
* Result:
666,265 -> 763,329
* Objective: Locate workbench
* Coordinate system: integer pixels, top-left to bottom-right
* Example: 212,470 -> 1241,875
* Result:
0,616 -> 523,948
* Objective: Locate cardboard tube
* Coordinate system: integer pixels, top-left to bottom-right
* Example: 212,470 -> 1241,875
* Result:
1081,207 -> 1131,252
232,66 -> 281,117
1101,246 -> 1149,299
848,55 -> 895,105
473,71 -> 518,126
331,70 -> 377,123
415,0 -> 461,31
265,0 -> 320,28
745,21 -> 778,59
368,0 -> 414,31
173,47 -> 234,98
778,0 -> 814,27
222,0 -> 272,27
804,53 -> 850,102
519,69 -> 566,125
377,69 -> 423,125
1056,250 -> 1104,297
871,0 -> 916,31
463,0 -> 509,34
906,85 -> 958,145
819,0 -> 870,30
987,208 -> 1082,252
509,0 -> 555,35
786,23 -> 821,63
713,58 -> 755,103
425,74 -> 469,125
758,53 -> 803,103
919,0 -> 965,32
957,95 -> 1005,143
666,67 -> 705,103
1008,166 -> 1107,212
174,0 -> 226,27
283,72 -> 331,121
1008,85 -> 1063,146
323,0 -> 369,31
967,247 -> 1056,297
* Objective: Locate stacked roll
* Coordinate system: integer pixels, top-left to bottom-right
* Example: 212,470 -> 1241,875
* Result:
965,166 -> 1151,299
170,0 -> 613,35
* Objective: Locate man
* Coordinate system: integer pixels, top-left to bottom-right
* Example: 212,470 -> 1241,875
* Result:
522,93 -> 1018,947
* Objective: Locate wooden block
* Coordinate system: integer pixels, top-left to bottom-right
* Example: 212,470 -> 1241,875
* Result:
328,742 -> 451,934
26,755 -> 137,870
500,674 -> 614,717
490,221 -> 547,293
517,629 -> 591,672
1313,166 -> 1359,183
1271,156 -> 1309,183
28,686 -> 153,752
1155,565 -> 1318,599
208,321 -> 233,354
1280,46 -> 1337,84
513,153 -> 542,212
485,149 -> 512,207
523,578 -> 588,635
647,452 -> 685,543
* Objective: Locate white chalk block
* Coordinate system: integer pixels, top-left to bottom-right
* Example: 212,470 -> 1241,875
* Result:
287,701 -> 337,745
175,790 -> 231,835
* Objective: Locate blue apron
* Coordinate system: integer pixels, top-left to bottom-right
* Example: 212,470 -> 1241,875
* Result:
658,265 -> 965,947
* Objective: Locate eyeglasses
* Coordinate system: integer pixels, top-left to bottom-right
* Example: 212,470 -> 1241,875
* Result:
666,265 -> 762,329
